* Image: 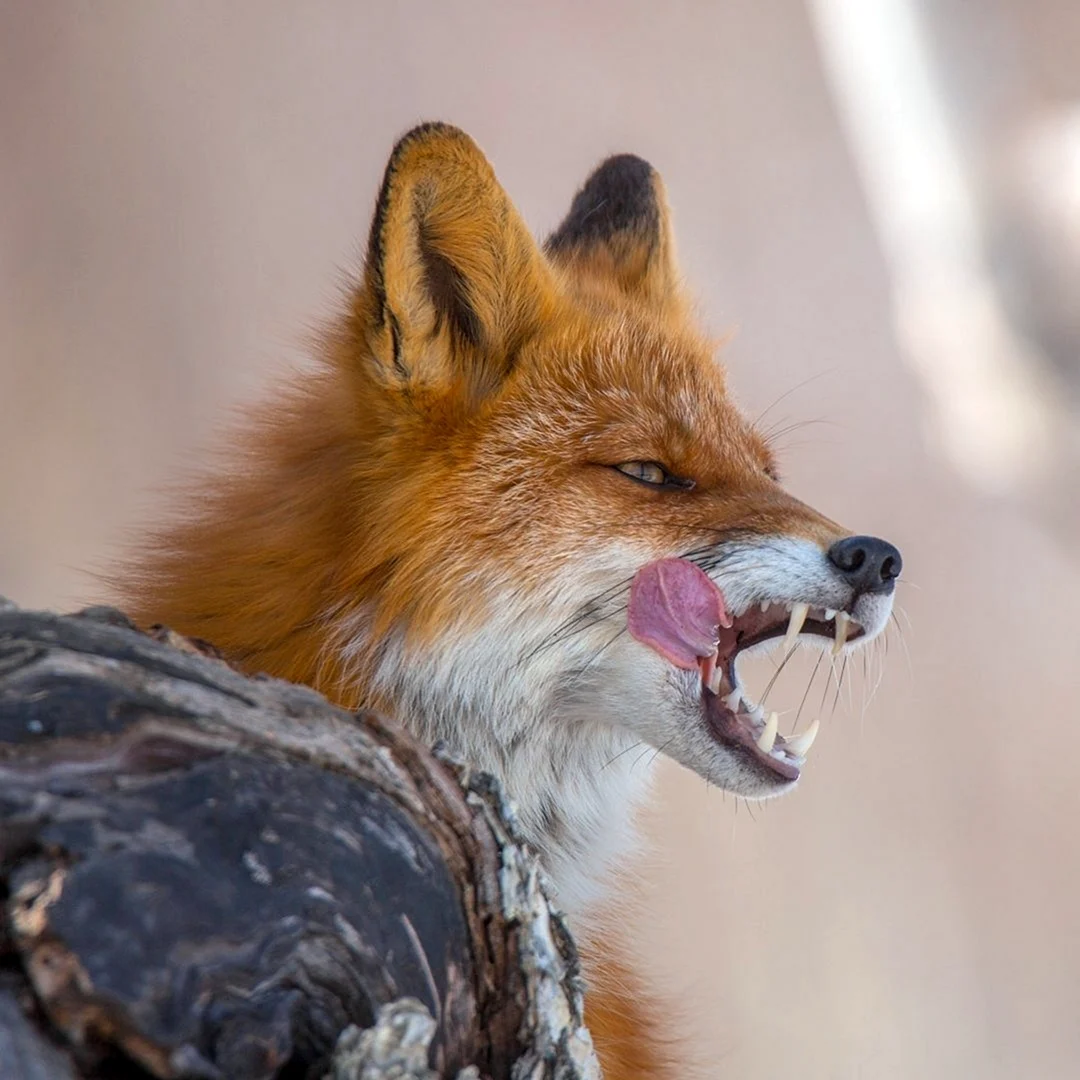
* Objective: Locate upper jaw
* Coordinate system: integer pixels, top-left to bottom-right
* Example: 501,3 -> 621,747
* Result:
726,587 -> 894,648
728,598 -> 866,659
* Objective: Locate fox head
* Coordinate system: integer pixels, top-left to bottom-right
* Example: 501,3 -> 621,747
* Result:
132,124 -> 901,913
311,124 -> 903,905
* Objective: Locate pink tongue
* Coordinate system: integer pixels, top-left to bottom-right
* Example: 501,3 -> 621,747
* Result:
627,558 -> 732,670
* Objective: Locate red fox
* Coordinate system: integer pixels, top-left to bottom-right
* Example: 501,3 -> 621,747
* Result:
122,123 -> 901,1078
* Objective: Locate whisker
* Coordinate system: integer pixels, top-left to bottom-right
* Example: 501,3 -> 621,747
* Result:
830,655 -> 850,717
795,651 -> 825,728
645,746 -> 665,769
601,740 -> 644,772
890,608 -> 914,679
533,550 -> 798,663
864,637 -> 887,708
820,658 -> 840,713
529,540 -> 777,656
637,735 -> 677,773
760,417 -> 836,447
751,370 -> 832,429
758,644 -> 799,708
531,607 -> 627,658
529,578 -> 636,653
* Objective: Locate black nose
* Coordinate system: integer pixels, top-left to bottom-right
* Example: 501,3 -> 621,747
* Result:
827,535 -> 902,596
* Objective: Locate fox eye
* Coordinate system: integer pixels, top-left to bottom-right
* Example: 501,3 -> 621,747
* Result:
613,461 -> 695,490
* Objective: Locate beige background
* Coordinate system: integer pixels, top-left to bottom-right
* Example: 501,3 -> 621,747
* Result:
3,3 -> 1079,1078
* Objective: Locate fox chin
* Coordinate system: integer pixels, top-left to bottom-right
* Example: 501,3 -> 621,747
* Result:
121,122 -> 901,1080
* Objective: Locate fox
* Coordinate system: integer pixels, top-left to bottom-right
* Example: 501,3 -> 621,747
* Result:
120,122 -> 902,1078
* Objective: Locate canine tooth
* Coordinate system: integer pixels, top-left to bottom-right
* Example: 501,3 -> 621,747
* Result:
701,650 -> 719,694
707,664 -> 724,696
760,600 -> 771,613
783,602 -> 809,651
825,608 -> 837,621
756,711 -> 779,754
832,611 -> 850,655
723,686 -> 742,711
784,718 -> 820,756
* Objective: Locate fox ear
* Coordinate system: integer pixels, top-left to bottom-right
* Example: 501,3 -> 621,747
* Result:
545,154 -> 680,307
354,123 -> 555,406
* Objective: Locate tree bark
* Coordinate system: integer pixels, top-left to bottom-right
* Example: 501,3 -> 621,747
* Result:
0,600 -> 599,1080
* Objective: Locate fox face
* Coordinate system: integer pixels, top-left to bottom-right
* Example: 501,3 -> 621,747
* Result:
319,125 -> 902,906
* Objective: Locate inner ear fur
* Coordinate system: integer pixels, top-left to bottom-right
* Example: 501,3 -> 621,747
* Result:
545,154 -> 681,308
354,123 -> 556,405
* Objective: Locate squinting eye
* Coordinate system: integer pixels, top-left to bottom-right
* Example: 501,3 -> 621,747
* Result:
613,461 -> 694,490
616,461 -> 666,485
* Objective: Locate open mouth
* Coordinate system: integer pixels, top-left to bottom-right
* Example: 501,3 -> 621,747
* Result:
700,599 -> 863,781
628,558 -> 864,783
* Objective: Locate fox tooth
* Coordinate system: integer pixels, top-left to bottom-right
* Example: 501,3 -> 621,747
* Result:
756,711 -> 779,754
723,686 -> 742,711
707,664 -> 724,696
784,718 -> 820,756
701,649 -> 719,694
783,602 -> 809,652
825,608 -> 837,621
832,611 -> 850,655
760,600 -> 771,613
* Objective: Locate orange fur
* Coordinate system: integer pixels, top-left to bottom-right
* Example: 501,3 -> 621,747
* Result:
119,124 -> 854,1078
582,949 -> 681,1078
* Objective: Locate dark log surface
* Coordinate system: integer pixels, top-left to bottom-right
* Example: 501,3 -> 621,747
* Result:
0,602 -> 598,1080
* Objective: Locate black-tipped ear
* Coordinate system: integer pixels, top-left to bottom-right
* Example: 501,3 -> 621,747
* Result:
354,123 -> 555,407
545,154 -> 679,306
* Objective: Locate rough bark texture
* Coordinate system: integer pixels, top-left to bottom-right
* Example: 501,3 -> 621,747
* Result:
0,600 -> 599,1080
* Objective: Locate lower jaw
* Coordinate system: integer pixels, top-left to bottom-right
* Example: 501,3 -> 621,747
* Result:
702,684 -> 803,783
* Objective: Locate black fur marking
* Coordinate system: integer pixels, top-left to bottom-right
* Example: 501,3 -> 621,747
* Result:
388,309 -> 407,378
418,217 -> 483,351
365,121 -> 460,318
545,154 -> 659,254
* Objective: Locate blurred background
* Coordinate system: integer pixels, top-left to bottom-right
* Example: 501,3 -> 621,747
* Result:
2,2 -> 1078,1077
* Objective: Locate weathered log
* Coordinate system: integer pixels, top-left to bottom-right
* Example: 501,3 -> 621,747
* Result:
0,600 -> 599,1080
